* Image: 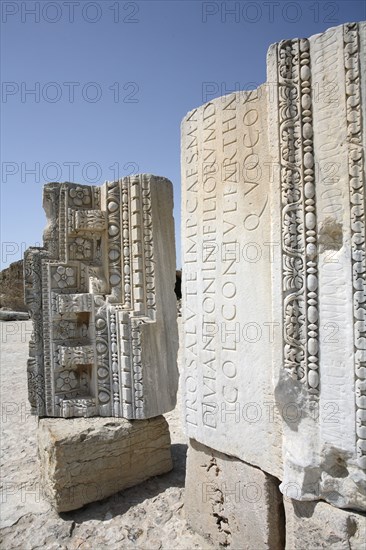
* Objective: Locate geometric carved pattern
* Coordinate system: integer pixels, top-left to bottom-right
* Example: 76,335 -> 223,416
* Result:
25,175 -> 176,419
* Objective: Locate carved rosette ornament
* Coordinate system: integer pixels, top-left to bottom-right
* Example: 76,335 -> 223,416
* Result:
24,176 -> 178,419
277,38 -> 319,397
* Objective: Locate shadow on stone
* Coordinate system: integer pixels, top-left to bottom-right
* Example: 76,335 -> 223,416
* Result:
59,443 -> 188,523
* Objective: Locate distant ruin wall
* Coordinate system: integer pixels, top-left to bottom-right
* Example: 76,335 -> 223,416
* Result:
0,260 -> 28,312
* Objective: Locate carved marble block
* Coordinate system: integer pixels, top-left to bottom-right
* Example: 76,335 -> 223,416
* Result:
25,175 -> 178,419
182,82 -> 283,478
268,21 -> 366,512
182,22 -> 366,511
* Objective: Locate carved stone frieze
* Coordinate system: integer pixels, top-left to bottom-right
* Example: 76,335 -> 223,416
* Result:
182,22 -> 366,511
25,175 -> 178,419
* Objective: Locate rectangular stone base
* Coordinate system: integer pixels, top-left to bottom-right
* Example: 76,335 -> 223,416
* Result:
185,439 -> 285,549
38,415 -> 173,512
284,499 -> 366,550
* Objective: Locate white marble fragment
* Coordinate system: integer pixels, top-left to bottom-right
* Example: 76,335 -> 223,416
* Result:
181,86 -> 283,480
182,22 -> 366,511
269,22 -> 366,511
25,175 -> 179,419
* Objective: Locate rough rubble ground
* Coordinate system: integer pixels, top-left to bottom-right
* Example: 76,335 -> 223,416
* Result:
0,320 -> 212,550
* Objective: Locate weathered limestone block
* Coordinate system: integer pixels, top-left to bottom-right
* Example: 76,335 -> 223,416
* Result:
24,175 -> 178,419
284,499 -> 366,550
0,260 -> 28,312
38,415 -> 173,512
182,22 -> 366,511
185,439 -> 285,549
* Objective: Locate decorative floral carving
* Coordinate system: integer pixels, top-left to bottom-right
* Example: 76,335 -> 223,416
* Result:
53,320 -> 88,340
53,320 -> 76,340
69,186 -> 91,207
69,237 -> 93,260
55,397 -> 97,418
282,168 -> 301,203
56,370 -> 78,392
283,256 -> 303,290
24,249 -> 46,415
75,210 -> 106,231
88,266 -> 108,294
279,86 -> 298,119
57,293 -> 93,313
283,211 -> 303,252
59,345 -> 94,368
142,175 -> 156,317
53,266 -> 76,289
278,37 -> 319,395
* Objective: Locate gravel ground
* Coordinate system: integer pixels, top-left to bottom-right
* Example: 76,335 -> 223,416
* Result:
0,320 -> 212,550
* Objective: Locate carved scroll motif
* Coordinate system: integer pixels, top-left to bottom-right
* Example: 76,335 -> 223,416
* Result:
277,38 -> 319,396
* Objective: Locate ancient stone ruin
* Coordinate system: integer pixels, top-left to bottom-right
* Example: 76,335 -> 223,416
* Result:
182,22 -> 366,546
25,175 -> 178,420
24,175 -> 179,511
0,260 -> 28,314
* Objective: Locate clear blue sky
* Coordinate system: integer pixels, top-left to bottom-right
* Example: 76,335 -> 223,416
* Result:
1,0 -> 365,269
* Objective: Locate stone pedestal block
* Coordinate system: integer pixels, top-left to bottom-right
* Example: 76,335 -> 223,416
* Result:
284,499 -> 366,550
185,439 -> 285,549
38,416 -> 173,512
